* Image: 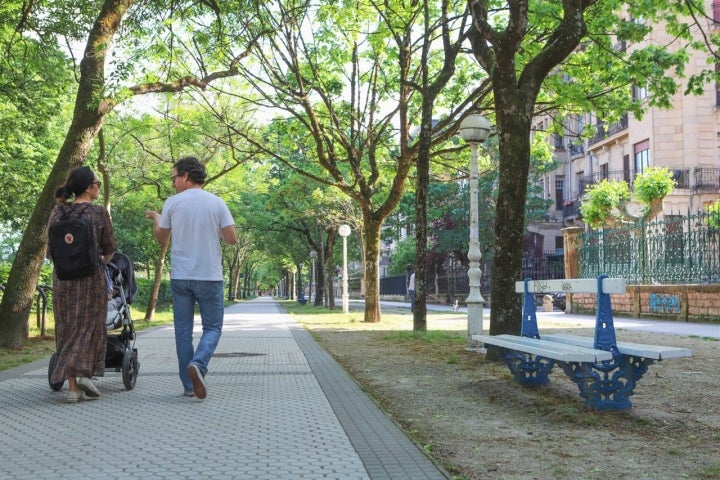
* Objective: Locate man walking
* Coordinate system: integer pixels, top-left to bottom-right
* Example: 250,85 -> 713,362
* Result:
146,156 -> 238,399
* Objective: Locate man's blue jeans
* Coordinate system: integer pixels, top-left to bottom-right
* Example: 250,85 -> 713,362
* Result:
170,279 -> 224,393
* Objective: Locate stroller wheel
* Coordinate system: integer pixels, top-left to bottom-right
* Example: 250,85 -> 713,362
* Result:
48,353 -> 64,391
122,348 -> 139,390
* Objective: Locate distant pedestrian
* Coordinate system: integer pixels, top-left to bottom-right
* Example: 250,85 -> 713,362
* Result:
48,166 -> 116,403
146,156 -> 237,399
408,272 -> 415,313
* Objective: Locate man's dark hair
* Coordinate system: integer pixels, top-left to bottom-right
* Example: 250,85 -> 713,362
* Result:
174,156 -> 207,185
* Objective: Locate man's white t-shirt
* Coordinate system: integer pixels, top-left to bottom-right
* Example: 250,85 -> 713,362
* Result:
159,188 -> 235,281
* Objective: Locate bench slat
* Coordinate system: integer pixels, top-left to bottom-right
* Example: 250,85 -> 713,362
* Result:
472,334 -> 614,362
514,278 -> 627,294
540,334 -> 693,360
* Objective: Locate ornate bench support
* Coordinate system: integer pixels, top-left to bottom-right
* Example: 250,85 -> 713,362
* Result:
490,347 -> 555,385
557,356 -> 655,410
558,276 -> 655,410
513,276 -> 653,410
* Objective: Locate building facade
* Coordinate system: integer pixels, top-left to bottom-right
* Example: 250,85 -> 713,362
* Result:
530,3 -> 720,252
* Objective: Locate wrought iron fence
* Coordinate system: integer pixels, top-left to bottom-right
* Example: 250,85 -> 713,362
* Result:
579,210 -> 720,284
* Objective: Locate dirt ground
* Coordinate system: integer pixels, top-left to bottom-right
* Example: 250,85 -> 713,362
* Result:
308,319 -> 720,480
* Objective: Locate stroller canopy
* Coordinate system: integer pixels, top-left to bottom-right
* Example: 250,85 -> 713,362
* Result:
107,252 -> 137,304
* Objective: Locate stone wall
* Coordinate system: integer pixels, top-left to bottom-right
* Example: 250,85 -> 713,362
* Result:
571,283 -> 720,323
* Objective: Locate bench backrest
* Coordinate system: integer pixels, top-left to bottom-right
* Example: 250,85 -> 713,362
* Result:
519,275 -> 626,352
515,277 -> 627,295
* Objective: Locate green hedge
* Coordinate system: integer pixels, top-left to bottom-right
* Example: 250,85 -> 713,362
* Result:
133,277 -> 172,310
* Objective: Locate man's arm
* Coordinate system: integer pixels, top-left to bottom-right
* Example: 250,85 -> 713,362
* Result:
145,210 -> 171,245
220,225 -> 238,245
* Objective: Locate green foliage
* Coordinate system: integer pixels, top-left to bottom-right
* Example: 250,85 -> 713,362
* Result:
580,180 -> 632,228
133,278 -> 172,310
0,21 -> 75,229
580,167 -> 676,228
633,167 -> 676,207
388,237 -> 416,276
707,201 -> 720,229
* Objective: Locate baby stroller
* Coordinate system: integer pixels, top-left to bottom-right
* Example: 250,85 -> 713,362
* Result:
48,252 -> 140,391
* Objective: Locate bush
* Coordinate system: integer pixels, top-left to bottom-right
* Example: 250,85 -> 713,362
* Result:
633,166 -> 676,213
707,200 -> 720,229
133,278 -> 172,310
580,167 -> 676,228
580,180 -> 631,228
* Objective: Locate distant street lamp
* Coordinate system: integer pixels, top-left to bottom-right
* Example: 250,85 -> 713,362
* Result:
338,224 -> 351,314
309,250 -> 318,303
459,113 -> 492,349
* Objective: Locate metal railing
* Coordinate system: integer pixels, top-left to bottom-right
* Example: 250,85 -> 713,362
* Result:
579,210 -> 720,284
694,167 -> 720,191
587,114 -> 629,146
577,169 -> 637,192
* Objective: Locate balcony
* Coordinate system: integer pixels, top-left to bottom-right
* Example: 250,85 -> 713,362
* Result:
565,168 -> 716,218
588,114 -> 629,146
562,199 -> 581,219
577,169 -> 637,196
694,167 -> 720,192
569,143 -> 584,157
671,169 -> 691,189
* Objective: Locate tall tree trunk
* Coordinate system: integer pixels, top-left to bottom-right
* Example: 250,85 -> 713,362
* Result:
144,242 -> 168,321
488,95 -> 532,337
0,0 -> 134,349
414,126 -> 430,331
362,217 -> 382,323
313,259 -> 324,307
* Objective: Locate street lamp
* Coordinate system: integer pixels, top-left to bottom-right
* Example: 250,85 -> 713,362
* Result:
309,250 -> 318,304
338,224 -> 351,314
459,113 -> 492,349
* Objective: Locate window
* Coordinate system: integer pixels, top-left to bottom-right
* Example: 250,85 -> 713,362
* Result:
633,84 -> 648,100
634,140 -> 650,173
600,163 -> 609,180
672,170 -> 690,189
555,177 -> 565,210
623,154 -> 631,182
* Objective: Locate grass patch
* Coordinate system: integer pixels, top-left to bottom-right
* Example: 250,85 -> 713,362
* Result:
688,335 -> 719,342
382,330 -> 466,343
282,298 -> 474,367
281,299 -> 468,332
699,463 -> 720,478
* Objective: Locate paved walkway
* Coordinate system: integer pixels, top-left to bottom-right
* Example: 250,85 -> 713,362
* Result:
2,297 -> 717,480
0,297 -> 449,480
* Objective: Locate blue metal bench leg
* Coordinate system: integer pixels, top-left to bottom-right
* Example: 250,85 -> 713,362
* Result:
558,356 -> 656,410
490,346 -> 554,386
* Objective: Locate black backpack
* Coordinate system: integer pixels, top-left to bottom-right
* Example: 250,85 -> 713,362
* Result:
48,204 -> 101,280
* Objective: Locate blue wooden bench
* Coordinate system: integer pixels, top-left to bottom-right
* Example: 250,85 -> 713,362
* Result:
473,275 -> 692,411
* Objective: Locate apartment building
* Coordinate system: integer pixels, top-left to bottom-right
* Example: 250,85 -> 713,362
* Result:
530,2 -> 720,253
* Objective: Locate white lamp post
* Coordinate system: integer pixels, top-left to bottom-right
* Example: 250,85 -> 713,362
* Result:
309,250 -> 318,303
459,113 -> 492,349
338,224 -> 351,314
